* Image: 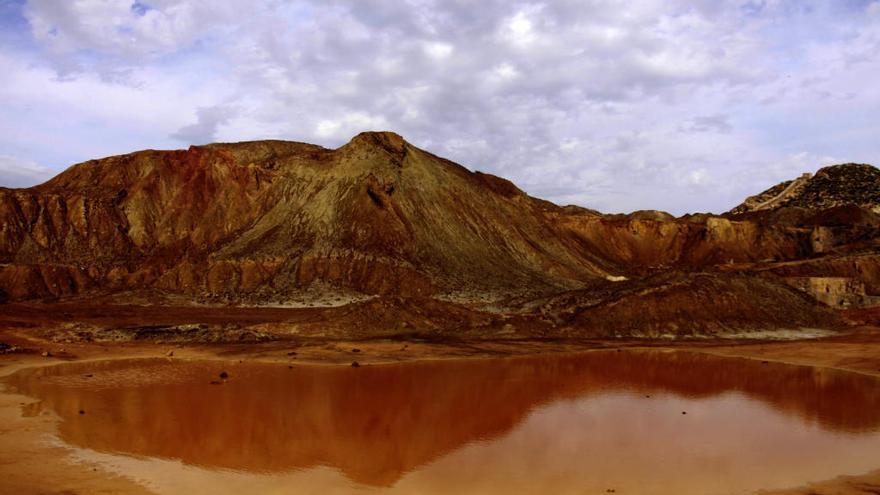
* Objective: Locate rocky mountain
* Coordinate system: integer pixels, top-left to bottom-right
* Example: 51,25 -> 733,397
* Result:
0,132 -> 618,302
730,163 -> 880,214
1,132 -> 878,337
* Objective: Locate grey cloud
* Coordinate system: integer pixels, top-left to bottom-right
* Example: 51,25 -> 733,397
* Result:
171,106 -> 236,145
683,114 -> 733,133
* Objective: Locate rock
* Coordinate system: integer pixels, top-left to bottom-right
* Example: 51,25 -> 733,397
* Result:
78,410 -> 85,415
287,351 -> 297,356
166,350 -> 174,357
351,348 -> 361,353
219,371 -> 229,379
41,351 -> 51,358
209,380 -> 222,385
351,361 -> 360,368
783,276 -> 869,308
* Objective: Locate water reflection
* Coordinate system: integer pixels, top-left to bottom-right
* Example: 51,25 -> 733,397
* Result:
6,350 -> 880,492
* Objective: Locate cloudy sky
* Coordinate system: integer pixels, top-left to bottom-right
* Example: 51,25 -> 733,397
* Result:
1,0 -> 879,214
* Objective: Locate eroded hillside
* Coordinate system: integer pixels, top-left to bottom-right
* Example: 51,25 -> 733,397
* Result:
1,132 -> 878,337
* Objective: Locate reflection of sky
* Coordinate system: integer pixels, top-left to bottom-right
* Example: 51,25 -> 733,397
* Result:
0,1 -> 879,214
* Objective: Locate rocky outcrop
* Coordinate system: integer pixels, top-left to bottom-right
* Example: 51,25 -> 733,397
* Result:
763,254 -> 880,296
782,277 -> 878,308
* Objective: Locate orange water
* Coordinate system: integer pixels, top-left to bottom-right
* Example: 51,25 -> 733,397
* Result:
6,350 -> 880,494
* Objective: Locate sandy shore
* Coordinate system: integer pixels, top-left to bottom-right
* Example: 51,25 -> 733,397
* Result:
2,326 -> 880,494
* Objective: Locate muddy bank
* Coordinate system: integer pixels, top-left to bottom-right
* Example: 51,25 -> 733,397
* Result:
761,470 -> 880,495
0,359 -> 152,495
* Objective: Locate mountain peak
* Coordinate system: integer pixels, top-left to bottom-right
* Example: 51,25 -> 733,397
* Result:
343,131 -> 408,154
814,162 -> 877,179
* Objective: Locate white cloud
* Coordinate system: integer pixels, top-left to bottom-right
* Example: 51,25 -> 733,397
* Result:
22,0 -> 237,61
423,41 -> 453,59
685,168 -> 710,186
500,10 -> 538,47
171,105 -> 237,144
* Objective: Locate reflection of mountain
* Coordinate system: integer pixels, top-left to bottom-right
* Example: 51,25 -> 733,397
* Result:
8,351 -> 880,486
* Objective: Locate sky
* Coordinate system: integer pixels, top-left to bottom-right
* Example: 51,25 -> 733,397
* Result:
0,1 -> 879,214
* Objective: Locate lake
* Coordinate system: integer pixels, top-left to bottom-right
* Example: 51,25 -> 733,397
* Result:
5,350 -> 880,494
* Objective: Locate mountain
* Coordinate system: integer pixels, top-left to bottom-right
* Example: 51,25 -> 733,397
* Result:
730,163 -> 880,214
0,132 -> 617,302
1,132 -> 878,337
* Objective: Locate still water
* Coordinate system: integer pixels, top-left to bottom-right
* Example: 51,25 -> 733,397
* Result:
6,350 -> 880,494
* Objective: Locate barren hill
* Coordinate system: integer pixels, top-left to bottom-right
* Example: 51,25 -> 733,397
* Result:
1,132 -> 878,338
0,132 -> 613,303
